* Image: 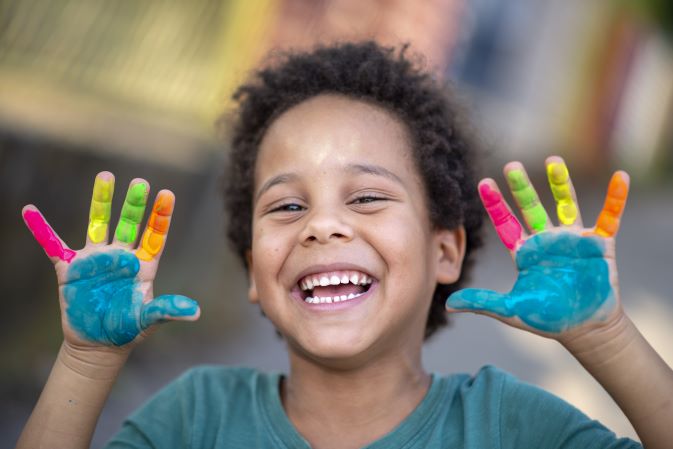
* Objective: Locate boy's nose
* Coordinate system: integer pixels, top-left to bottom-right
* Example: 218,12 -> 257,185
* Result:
299,209 -> 354,245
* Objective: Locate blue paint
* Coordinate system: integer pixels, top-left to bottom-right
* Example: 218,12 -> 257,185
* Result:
64,250 -> 198,346
447,232 -> 614,333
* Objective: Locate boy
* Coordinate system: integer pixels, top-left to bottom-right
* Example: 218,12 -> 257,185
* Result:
17,42 -> 672,448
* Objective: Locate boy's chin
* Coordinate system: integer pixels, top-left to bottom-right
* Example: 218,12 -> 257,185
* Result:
287,330 -> 379,369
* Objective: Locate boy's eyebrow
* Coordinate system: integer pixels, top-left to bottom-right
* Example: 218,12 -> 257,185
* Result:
256,173 -> 300,202
255,163 -> 404,202
346,163 -> 405,186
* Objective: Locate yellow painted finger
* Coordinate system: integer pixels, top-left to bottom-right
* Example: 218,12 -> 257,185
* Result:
136,190 -> 174,262
594,171 -> 629,237
87,172 -> 115,244
546,160 -> 579,226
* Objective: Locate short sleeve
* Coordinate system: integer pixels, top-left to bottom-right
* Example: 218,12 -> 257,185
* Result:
498,370 -> 641,449
103,370 -> 196,449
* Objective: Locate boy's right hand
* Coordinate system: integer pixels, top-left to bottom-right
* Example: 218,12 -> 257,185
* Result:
22,172 -> 200,352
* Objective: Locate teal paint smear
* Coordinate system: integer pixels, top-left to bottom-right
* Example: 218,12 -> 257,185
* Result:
447,232 -> 613,333
63,250 -> 198,346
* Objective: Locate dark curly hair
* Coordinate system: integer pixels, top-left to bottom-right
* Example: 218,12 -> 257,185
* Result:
223,41 -> 484,339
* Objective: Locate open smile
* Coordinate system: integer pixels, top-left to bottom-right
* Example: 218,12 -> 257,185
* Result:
290,269 -> 378,309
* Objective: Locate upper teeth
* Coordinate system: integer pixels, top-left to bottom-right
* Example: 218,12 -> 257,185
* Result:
299,271 -> 372,291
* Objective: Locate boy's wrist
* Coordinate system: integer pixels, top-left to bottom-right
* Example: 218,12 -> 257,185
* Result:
560,309 -> 636,369
59,341 -> 130,381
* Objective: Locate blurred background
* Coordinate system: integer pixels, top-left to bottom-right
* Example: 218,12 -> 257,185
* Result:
1,0 -> 672,446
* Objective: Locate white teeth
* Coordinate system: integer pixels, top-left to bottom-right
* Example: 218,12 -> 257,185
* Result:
299,271 -> 375,291
304,291 -> 367,304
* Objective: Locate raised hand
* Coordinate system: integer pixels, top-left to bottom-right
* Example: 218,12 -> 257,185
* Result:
22,172 -> 200,349
446,156 -> 629,337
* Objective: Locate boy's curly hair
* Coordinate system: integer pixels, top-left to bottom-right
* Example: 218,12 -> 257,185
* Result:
224,41 -> 484,339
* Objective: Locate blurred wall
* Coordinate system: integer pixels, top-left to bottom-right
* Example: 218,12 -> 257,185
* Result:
1,0 -> 672,446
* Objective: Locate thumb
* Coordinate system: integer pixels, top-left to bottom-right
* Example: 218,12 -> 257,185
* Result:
140,295 -> 200,329
446,288 -> 513,319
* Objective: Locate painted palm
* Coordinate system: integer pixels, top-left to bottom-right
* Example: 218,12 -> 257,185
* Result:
22,172 -> 199,348
447,157 -> 629,335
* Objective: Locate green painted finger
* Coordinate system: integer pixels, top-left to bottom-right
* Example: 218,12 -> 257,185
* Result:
88,173 -> 115,244
115,182 -> 149,244
546,161 -> 578,225
506,169 -> 549,232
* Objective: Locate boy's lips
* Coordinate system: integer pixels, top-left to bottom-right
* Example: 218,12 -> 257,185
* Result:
291,262 -> 378,310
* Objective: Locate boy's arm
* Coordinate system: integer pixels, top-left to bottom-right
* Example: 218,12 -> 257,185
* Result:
446,156 -> 672,448
562,312 -> 673,449
17,344 -> 129,449
16,173 -> 199,449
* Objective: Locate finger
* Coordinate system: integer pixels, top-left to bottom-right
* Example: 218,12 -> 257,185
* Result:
113,179 -> 150,247
140,294 -> 200,329
22,205 -> 77,264
593,171 -> 630,237
545,157 -> 582,227
446,288 -> 512,318
135,190 -> 175,262
478,179 -> 526,251
86,172 -> 115,246
504,162 -> 551,233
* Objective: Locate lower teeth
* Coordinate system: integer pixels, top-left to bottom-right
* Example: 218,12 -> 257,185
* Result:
305,292 -> 364,304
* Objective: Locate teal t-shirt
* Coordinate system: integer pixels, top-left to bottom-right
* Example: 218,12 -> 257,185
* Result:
105,365 -> 640,448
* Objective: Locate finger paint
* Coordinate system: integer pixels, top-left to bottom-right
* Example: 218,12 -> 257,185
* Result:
595,172 -> 628,237
23,209 -> 76,262
64,250 -> 198,345
115,182 -> 148,244
506,170 -> 548,231
546,162 -> 578,225
447,232 -> 614,333
88,176 -> 114,243
479,183 -> 522,250
136,192 -> 174,261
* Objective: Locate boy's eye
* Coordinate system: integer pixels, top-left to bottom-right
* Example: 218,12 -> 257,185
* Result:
351,195 -> 385,204
269,203 -> 305,213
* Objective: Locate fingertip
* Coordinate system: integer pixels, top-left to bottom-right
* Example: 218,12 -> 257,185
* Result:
22,204 -> 37,218
96,171 -> 115,182
614,170 -> 630,186
503,161 -> 524,175
545,155 -> 564,165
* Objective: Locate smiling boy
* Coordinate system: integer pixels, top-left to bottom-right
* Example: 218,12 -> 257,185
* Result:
16,42 -> 673,448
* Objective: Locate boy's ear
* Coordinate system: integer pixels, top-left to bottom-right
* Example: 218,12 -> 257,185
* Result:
245,250 -> 259,304
434,226 -> 466,284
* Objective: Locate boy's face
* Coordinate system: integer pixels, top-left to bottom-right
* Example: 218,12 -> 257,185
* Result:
249,94 -> 464,366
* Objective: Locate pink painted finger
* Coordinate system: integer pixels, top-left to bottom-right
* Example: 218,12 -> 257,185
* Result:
22,205 -> 77,264
478,179 -> 525,251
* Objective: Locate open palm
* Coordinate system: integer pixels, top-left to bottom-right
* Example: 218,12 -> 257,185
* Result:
22,172 -> 199,349
447,157 -> 628,337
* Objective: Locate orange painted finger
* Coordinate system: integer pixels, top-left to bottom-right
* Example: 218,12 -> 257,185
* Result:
594,171 -> 629,237
135,190 -> 175,262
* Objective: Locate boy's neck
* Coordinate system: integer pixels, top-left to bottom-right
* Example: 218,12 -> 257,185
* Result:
281,346 -> 430,449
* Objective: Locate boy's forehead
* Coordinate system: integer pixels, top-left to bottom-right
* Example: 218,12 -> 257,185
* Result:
256,95 -> 413,173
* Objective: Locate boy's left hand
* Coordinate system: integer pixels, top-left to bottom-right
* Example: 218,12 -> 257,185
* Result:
446,156 -> 630,342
